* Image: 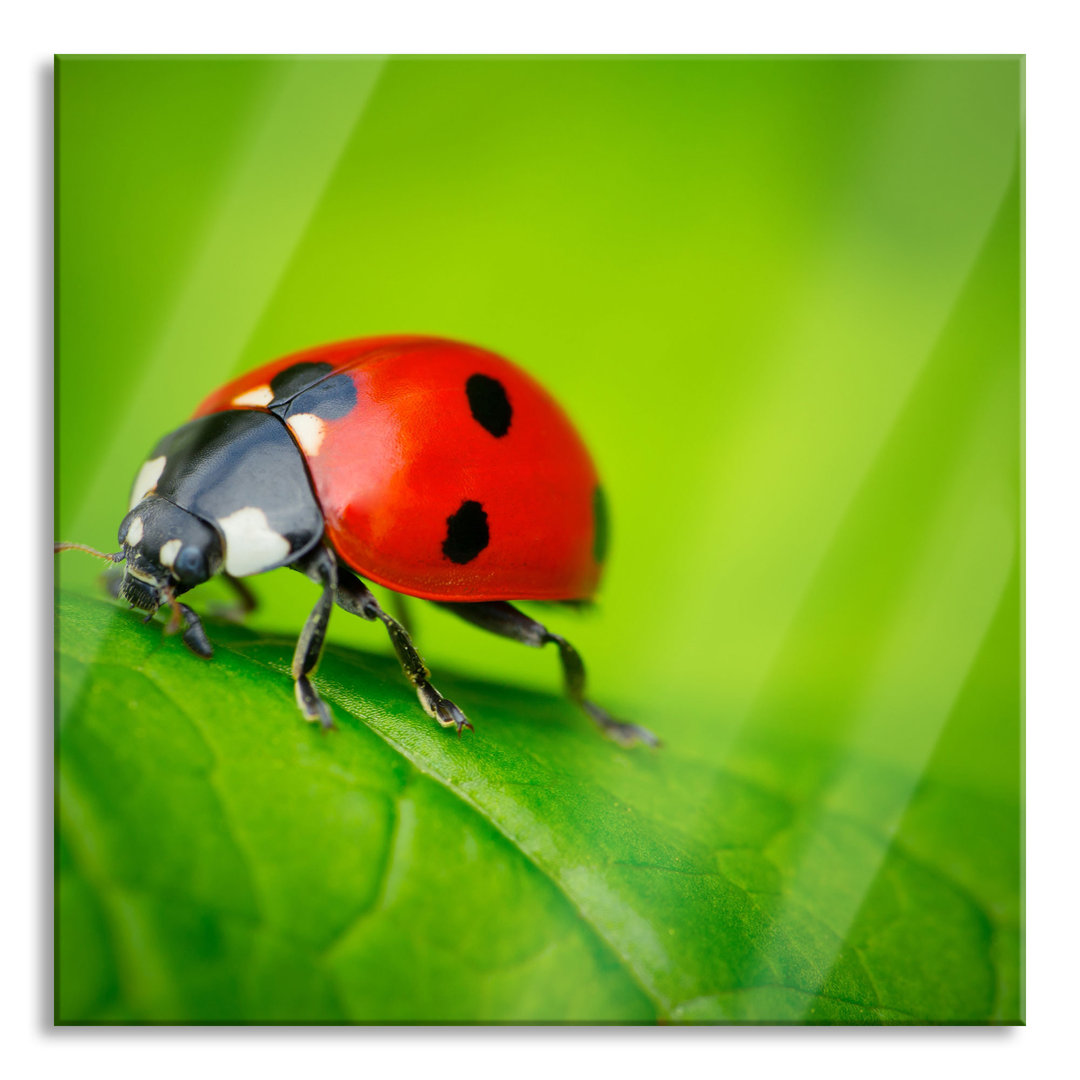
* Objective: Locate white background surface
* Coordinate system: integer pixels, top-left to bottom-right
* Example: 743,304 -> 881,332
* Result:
6,1 -> 1071,1075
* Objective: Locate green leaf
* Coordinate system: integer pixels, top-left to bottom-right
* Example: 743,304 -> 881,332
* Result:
56,590 -> 1020,1024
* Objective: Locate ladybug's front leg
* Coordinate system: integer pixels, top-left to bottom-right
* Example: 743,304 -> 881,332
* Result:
174,601 -> 213,658
333,565 -> 472,736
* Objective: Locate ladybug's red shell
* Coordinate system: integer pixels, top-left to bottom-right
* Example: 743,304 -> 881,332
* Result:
194,336 -> 605,603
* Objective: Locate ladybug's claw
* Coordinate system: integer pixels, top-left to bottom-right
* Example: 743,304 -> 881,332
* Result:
428,692 -> 473,737
295,675 -> 336,731
332,568 -> 477,739
583,700 -> 659,747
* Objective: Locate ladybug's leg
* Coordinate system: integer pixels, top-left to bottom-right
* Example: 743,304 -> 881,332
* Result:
157,595 -> 214,658
102,564 -> 125,600
175,602 -> 213,658
290,547 -> 338,730
333,566 -> 472,736
388,593 -> 415,639
439,601 -> 660,748
211,573 -> 259,623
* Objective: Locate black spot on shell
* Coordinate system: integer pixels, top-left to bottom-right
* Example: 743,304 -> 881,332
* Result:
593,485 -> 609,564
269,362 -> 333,405
466,373 -> 512,437
442,500 -> 489,564
284,373 -> 357,420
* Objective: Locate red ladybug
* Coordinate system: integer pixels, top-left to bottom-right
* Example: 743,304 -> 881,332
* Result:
57,336 -> 657,746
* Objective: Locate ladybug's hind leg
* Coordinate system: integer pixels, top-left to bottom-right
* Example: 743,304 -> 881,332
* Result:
439,601 -> 659,748
333,565 -> 472,736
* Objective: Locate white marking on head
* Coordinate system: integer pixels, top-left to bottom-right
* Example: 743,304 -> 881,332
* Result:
159,538 -> 182,569
217,506 -> 291,576
286,412 -> 327,456
125,516 -> 144,546
232,384 -> 274,408
129,456 -> 167,510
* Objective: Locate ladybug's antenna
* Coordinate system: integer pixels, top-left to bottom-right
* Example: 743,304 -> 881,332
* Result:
54,542 -> 125,563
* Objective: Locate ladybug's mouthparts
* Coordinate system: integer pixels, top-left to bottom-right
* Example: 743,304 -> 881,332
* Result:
119,569 -> 164,613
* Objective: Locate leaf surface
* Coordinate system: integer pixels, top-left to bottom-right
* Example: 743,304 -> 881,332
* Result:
56,591 -> 1020,1024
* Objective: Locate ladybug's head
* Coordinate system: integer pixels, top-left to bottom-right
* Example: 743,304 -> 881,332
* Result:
115,496 -> 224,613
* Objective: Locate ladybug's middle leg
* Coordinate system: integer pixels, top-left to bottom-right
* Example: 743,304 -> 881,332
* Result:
439,601 -> 659,748
211,573 -> 259,623
290,546 -> 338,730
333,565 -> 472,736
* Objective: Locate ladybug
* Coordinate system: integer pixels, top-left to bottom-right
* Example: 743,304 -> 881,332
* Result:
57,336 -> 657,746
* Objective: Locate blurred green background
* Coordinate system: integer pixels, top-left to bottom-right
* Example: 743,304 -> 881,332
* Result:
56,56 -> 1022,1023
